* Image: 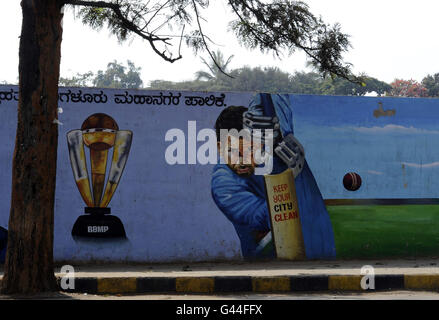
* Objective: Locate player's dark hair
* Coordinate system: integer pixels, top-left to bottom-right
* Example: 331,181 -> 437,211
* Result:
215,106 -> 248,142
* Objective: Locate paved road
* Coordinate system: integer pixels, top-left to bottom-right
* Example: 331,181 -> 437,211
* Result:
49,259 -> 439,277
2,290 -> 439,300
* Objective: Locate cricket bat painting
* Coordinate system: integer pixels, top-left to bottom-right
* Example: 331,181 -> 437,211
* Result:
264,168 -> 306,260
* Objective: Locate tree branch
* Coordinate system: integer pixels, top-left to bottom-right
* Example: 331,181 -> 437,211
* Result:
191,0 -> 233,78
227,0 -> 356,82
227,0 -> 279,54
64,0 -> 182,63
64,0 -> 118,10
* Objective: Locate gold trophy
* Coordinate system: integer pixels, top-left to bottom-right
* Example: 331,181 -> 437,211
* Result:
67,113 -> 133,239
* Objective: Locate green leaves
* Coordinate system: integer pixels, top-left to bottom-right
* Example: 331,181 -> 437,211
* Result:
70,0 -> 355,80
60,60 -> 143,89
421,73 -> 439,97
78,6 -> 111,30
228,0 -> 353,80
195,50 -> 235,80
149,66 -> 390,97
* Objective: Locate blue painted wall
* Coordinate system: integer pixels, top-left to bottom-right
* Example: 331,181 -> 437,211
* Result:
291,95 -> 439,199
1,85 -> 439,262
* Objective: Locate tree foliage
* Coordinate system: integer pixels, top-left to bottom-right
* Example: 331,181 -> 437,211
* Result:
288,71 -> 323,95
60,60 -> 143,88
93,60 -> 143,88
319,74 -> 391,96
59,71 -> 94,87
149,65 -> 294,92
71,0 -> 355,81
95,60 -> 140,88
149,60 -> 390,96
228,66 -> 292,92
227,0 -> 353,80
389,79 -> 428,97
422,73 -> 439,97
195,50 -> 234,81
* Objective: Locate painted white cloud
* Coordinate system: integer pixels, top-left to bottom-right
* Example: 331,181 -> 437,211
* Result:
333,125 -> 439,135
354,125 -> 439,135
402,162 -> 439,169
368,170 -> 384,175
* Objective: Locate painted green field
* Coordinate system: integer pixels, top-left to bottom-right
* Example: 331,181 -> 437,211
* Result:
327,205 -> 439,259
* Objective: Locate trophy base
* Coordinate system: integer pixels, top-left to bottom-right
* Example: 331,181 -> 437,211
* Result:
72,214 -> 126,239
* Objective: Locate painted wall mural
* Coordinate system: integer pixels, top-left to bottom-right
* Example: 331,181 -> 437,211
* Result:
67,113 -> 133,239
211,94 -> 335,261
1,85 -> 439,262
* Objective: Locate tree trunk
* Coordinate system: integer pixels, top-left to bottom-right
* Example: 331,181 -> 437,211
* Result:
1,0 -> 64,294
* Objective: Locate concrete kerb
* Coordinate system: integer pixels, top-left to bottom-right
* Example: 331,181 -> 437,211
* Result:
55,274 -> 439,295
3,259 -> 439,295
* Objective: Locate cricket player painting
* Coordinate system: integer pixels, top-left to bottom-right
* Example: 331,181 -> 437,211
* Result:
211,93 -> 336,260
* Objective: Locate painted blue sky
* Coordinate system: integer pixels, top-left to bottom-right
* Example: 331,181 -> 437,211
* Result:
290,95 -> 439,199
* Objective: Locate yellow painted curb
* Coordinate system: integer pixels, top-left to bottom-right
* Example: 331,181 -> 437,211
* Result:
329,275 -> 362,291
97,277 -> 137,294
176,277 -> 215,293
252,277 -> 291,292
404,275 -> 439,290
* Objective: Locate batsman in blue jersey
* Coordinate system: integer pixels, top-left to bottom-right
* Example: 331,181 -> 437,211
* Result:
211,93 -> 336,260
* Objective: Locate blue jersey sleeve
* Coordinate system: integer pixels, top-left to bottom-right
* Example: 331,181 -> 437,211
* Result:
211,167 -> 270,231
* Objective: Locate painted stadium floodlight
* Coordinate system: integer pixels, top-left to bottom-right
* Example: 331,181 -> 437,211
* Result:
67,113 -> 133,239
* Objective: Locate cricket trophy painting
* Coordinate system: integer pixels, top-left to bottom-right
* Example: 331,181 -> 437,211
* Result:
67,113 -> 133,239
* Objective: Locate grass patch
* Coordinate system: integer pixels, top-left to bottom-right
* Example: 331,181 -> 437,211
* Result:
327,205 -> 439,259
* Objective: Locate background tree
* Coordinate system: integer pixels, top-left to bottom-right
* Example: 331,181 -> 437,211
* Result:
389,79 -> 428,97
149,66 -> 297,92
361,76 -> 392,96
225,66 -> 293,92
148,79 -> 211,91
59,71 -> 94,87
93,60 -> 143,88
422,73 -> 439,97
60,60 -> 143,88
195,50 -> 235,81
289,71 -> 323,95
319,74 -> 391,96
148,68 -> 391,96
3,0 -> 355,294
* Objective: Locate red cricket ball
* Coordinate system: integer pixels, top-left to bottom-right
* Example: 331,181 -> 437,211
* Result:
343,172 -> 362,191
